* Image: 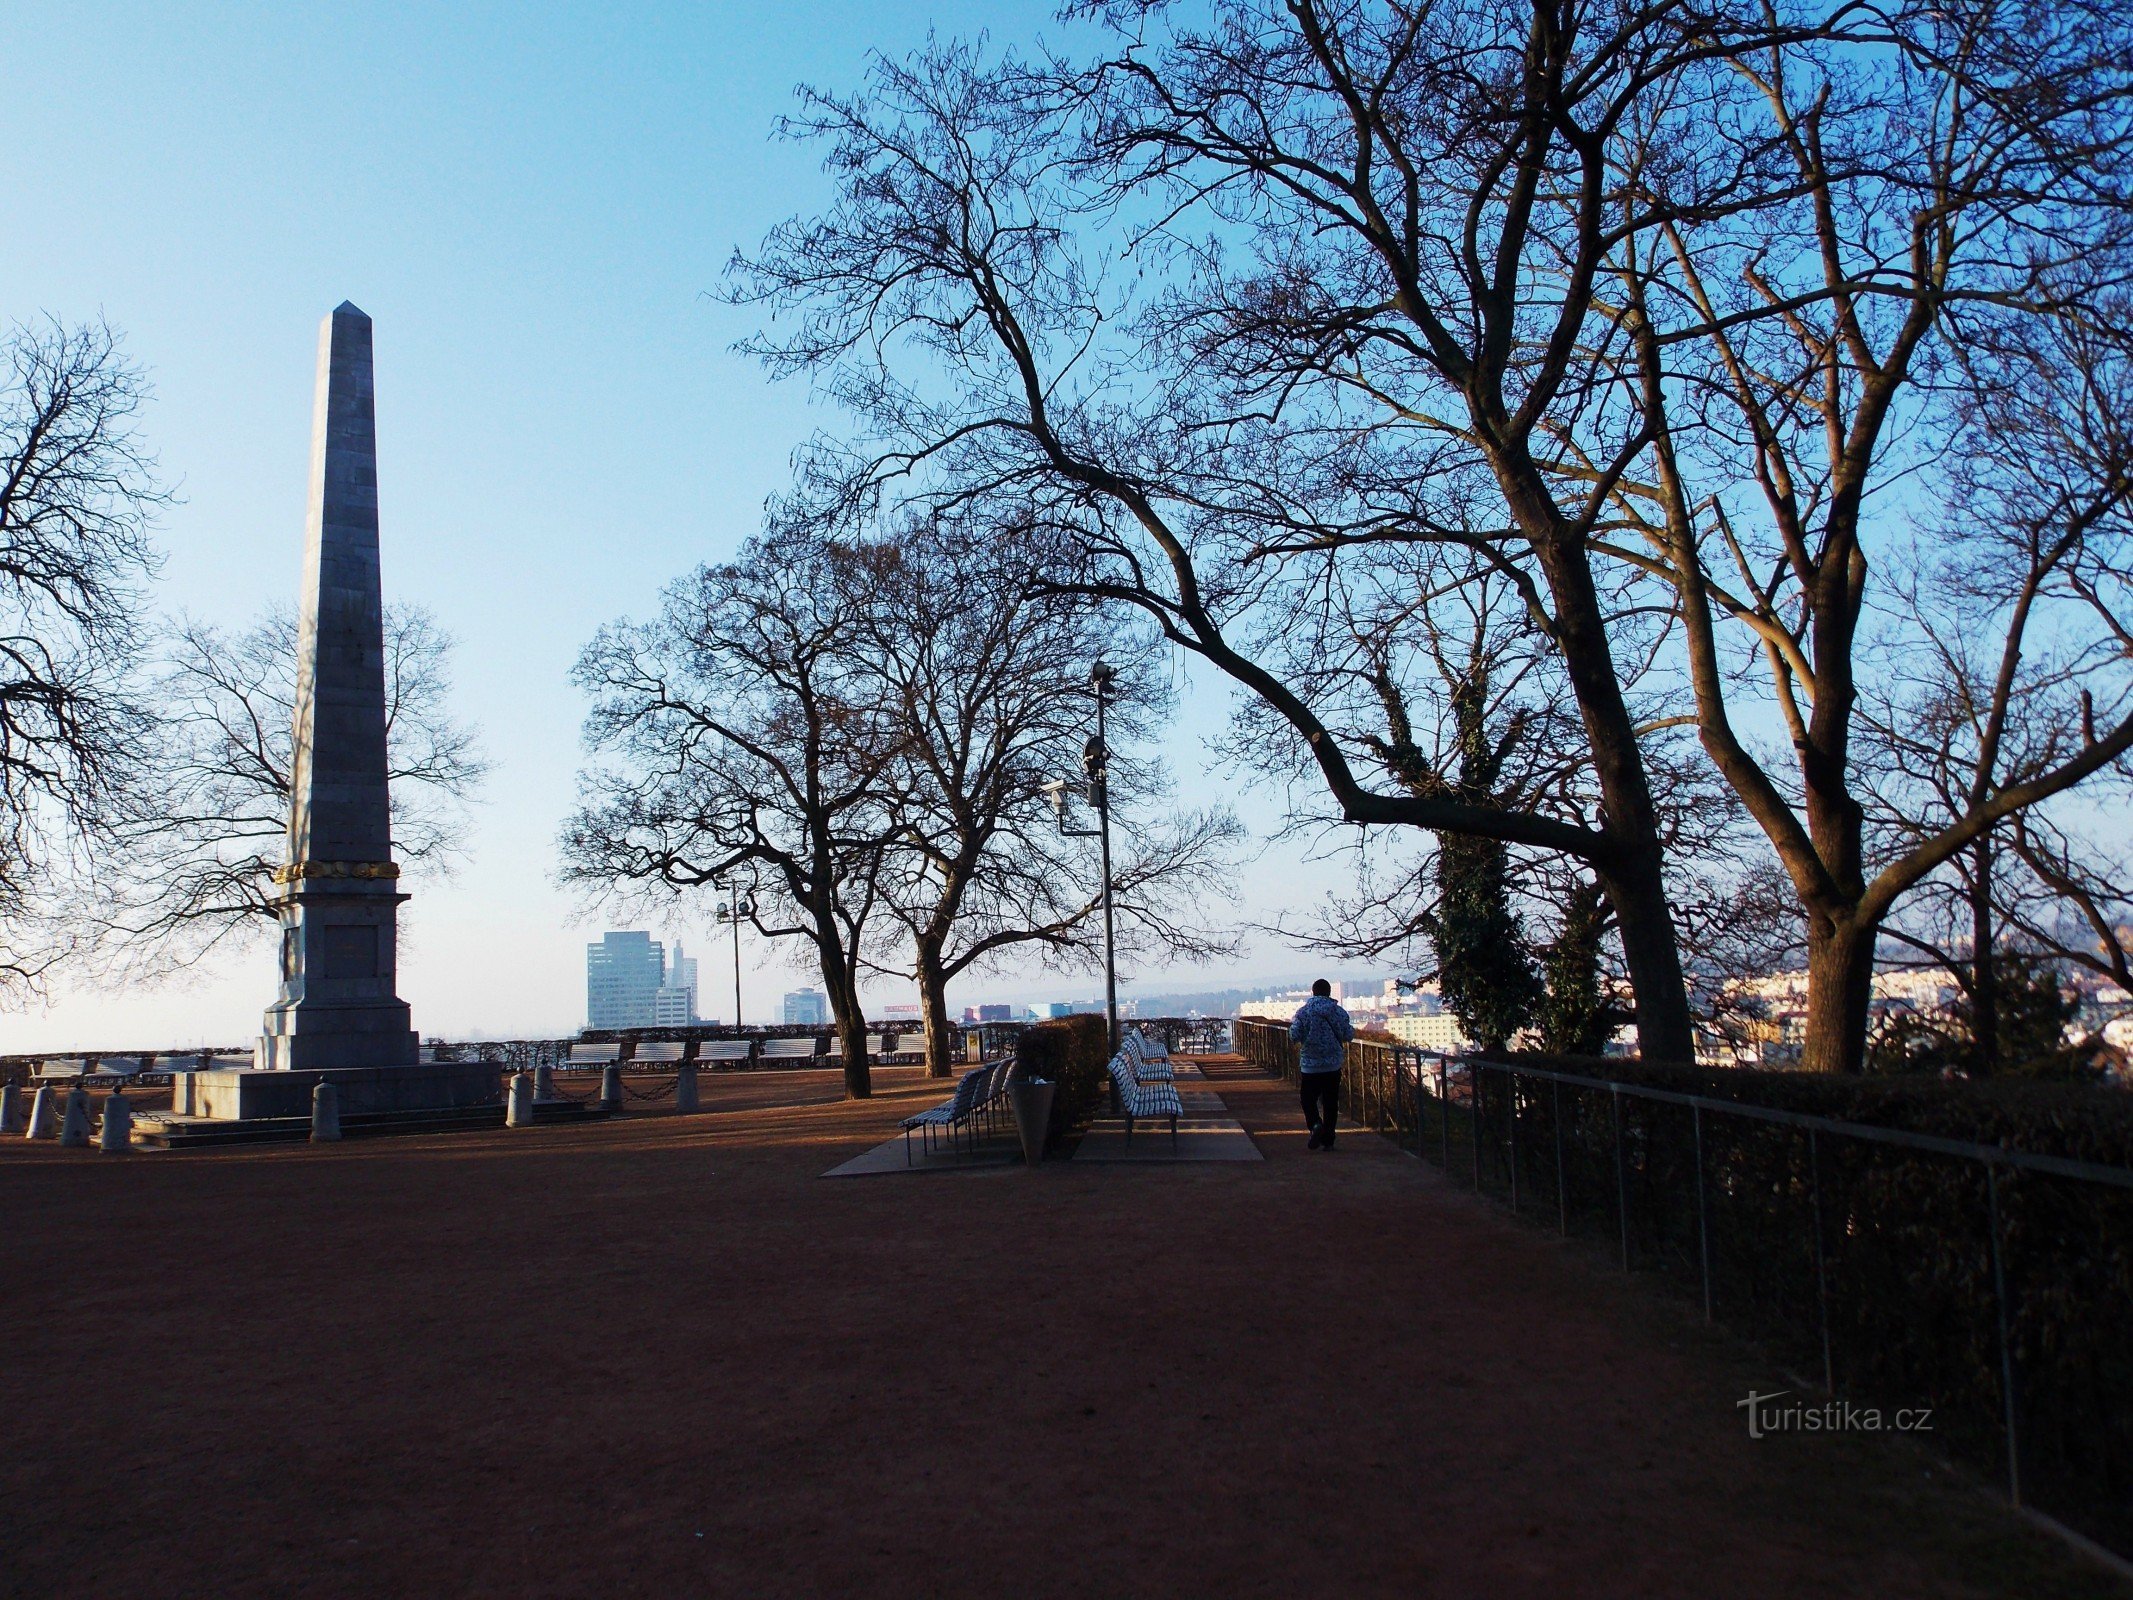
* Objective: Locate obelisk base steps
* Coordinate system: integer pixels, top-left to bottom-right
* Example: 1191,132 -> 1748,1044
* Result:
171,1061 -> 502,1121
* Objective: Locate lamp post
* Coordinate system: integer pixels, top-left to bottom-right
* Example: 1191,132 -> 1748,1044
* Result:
712,875 -> 756,1029
1043,660 -> 1119,1055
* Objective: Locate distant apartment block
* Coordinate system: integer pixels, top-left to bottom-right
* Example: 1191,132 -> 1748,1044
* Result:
1385,1014 -> 1469,1052
782,988 -> 829,1026
963,1003 -> 1016,1024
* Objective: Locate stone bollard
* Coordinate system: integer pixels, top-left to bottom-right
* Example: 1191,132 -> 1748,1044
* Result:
533,1060 -> 555,1101
0,1081 -> 19,1134
98,1090 -> 133,1152
58,1086 -> 93,1147
506,1070 -> 535,1127
599,1064 -> 623,1112
674,1060 -> 699,1114
24,1084 -> 56,1140
310,1080 -> 341,1143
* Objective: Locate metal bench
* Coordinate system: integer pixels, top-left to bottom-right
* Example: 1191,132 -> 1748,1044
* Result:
1120,1032 -> 1174,1082
1107,1053 -> 1182,1149
900,1067 -> 990,1163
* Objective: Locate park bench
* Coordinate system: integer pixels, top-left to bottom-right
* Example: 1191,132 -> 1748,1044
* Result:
898,1059 -> 1021,1162
1120,1032 -> 1174,1082
1106,1052 -> 1182,1150
899,1065 -> 991,1163
758,1037 -> 822,1066
632,1042 -> 686,1064
698,1039 -> 757,1066
568,1043 -> 621,1067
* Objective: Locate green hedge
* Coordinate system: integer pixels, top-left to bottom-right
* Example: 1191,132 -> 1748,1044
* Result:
1014,1014 -> 1110,1151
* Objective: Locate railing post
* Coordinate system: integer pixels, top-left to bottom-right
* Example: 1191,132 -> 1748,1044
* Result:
1809,1130 -> 1833,1394
1470,1062 -> 1483,1191
1438,1058 -> 1450,1171
1553,1077 -> 1567,1238
1507,1070 -> 1520,1216
1987,1164 -> 2022,1507
1694,1104 -> 1712,1323
1612,1086 -> 1630,1270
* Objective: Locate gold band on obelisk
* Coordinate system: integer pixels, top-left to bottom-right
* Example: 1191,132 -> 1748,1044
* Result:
271,861 -> 402,884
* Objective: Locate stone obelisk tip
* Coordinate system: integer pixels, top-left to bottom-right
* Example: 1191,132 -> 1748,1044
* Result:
332,300 -> 368,320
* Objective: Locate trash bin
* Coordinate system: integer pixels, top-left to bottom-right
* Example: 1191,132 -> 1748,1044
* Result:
1009,1077 -> 1055,1167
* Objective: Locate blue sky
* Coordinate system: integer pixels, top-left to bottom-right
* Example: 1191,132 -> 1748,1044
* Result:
0,3 -> 1336,1048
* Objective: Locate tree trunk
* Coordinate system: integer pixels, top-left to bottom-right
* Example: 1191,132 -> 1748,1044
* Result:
1802,918 -> 1875,1075
1517,514 -> 1696,1065
825,977 -> 872,1099
915,937 -> 954,1079
1970,835 -> 1999,1075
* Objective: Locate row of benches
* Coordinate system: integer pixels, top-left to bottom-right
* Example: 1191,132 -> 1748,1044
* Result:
900,1057 -> 1023,1163
898,1029 -> 1187,1162
1107,1032 -> 1184,1149
559,1035 -> 923,1068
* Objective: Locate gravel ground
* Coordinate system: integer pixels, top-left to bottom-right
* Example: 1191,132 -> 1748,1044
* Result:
1,1059 -> 2122,1599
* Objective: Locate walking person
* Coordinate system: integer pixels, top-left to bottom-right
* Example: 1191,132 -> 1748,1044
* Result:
1290,979 -> 1354,1150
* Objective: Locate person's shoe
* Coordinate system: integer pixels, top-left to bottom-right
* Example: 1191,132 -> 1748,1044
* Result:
1321,1132 -> 1337,1150
1306,1127 -> 1324,1149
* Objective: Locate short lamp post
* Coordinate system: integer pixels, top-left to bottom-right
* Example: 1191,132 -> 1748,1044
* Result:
1042,659 -> 1119,1057
712,875 -> 756,1030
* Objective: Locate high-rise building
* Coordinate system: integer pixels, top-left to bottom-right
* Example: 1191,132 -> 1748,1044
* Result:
654,943 -> 699,1026
782,988 -> 829,1026
587,931 -> 665,1029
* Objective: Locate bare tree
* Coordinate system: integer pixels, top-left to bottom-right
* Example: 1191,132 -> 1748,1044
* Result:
0,316 -> 163,995
1858,305 -> 2133,1069
88,603 -> 487,973
1595,5 -> 2133,1070
725,8 -> 1852,1063
845,515 -> 1240,1074
563,532 -> 905,1098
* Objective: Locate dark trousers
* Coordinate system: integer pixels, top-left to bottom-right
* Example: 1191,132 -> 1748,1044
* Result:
1300,1070 -> 1341,1137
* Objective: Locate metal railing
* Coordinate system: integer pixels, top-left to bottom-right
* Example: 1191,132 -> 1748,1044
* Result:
1232,1017 -> 2133,1559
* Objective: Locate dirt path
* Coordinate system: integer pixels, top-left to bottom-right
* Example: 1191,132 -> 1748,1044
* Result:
1,1060 -> 2118,1599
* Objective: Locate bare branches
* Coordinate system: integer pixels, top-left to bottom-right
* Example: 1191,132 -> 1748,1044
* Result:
0,316 -> 163,996
83,604 -> 486,976
563,530 -> 908,1097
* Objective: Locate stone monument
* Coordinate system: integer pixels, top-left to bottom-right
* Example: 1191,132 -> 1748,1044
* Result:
161,304 -> 496,1129
256,302 -> 417,1075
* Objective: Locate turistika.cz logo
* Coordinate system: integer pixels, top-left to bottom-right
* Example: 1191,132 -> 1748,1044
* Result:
1737,1389 -> 1934,1439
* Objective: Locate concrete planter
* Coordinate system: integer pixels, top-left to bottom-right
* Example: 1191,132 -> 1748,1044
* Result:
1009,1078 -> 1056,1167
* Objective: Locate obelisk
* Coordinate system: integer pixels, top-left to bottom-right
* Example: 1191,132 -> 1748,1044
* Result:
255,303 -> 420,1072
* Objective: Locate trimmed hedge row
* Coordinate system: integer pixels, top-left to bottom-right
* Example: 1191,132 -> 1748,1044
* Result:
1013,1013 -> 1110,1152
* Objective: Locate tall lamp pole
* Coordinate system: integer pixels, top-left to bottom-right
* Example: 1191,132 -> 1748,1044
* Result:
1089,661 -> 1118,1054
1044,660 -> 1120,1057
713,875 -> 756,1029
